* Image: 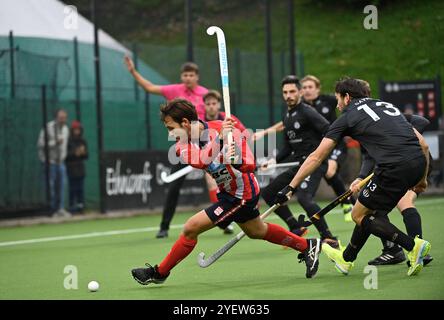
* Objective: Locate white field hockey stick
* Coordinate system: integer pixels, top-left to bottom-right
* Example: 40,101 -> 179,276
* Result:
197,203 -> 280,268
261,161 -> 300,170
160,165 -> 194,183
207,26 -> 235,162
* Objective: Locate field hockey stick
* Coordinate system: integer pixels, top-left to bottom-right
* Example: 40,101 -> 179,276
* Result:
207,26 -> 235,162
261,161 -> 300,170
197,203 -> 281,268
299,173 -> 374,227
160,165 -> 194,183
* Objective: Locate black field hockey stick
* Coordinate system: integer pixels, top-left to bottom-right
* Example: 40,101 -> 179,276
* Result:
300,173 -> 374,227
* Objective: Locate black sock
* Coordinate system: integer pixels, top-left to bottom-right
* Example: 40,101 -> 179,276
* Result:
343,225 -> 371,262
402,207 -> 422,238
325,173 -> 346,197
375,211 -> 403,253
302,202 -> 333,239
312,216 -> 334,240
361,215 -> 415,251
274,206 -> 301,230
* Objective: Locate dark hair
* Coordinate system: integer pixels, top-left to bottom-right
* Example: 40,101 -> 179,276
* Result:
281,75 -> 301,89
356,79 -> 371,97
203,90 -> 221,102
160,98 -> 198,123
180,62 -> 199,74
335,77 -> 367,99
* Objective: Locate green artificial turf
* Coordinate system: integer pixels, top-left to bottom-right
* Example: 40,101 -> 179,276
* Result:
0,197 -> 443,300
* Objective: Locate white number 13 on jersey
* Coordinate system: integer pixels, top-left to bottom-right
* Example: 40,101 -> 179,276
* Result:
358,102 -> 400,121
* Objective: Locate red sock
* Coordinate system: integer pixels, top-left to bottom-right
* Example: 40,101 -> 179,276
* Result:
263,223 -> 308,252
157,234 -> 197,276
209,188 -> 218,203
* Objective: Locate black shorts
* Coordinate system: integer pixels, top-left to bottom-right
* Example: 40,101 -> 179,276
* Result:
205,192 -> 260,227
359,155 -> 427,212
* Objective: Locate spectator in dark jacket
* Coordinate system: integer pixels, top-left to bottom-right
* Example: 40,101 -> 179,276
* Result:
66,120 -> 88,213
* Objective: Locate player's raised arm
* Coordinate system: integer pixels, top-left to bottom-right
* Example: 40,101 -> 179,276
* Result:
124,55 -> 162,95
252,121 -> 284,141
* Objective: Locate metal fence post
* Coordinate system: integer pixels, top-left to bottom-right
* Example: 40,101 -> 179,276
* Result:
9,31 -> 15,99
73,37 -> 81,121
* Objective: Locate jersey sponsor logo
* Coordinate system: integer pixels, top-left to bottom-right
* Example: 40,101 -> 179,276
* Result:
214,206 -> 224,216
330,149 -> 342,160
293,121 -> 301,129
287,130 -> 297,140
322,107 -> 329,114
363,188 -> 370,197
211,168 -> 229,179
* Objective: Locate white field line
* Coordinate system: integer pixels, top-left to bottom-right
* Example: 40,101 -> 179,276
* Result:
0,197 -> 443,248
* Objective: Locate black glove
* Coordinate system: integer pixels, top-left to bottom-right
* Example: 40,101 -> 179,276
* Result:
275,185 -> 295,205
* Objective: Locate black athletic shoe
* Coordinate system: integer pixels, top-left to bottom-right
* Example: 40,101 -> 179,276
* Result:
368,250 -> 406,266
131,263 -> 169,285
407,254 -> 433,267
298,238 -> 321,279
156,229 -> 168,239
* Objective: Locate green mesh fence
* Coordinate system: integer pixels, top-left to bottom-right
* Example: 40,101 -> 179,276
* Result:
0,36 -> 304,212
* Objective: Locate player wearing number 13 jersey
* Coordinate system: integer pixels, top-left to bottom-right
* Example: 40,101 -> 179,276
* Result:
275,78 -> 431,277
131,98 -> 322,286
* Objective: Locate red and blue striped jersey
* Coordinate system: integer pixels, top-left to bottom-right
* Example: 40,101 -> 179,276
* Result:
176,120 -> 259,200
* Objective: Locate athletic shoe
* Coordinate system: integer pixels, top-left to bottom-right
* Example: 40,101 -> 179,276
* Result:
131,263 -> 169,285
322,237 -> 340,249
156,229 -> 168,239
322,241 -> 353,275
298,238 -> 321,278
342,204 -> 353,222
407,236 -> 431,276
52,208 -> 72,218
408,254 -> 433,267
368,250 -> 406,265
223,223 -> 234,235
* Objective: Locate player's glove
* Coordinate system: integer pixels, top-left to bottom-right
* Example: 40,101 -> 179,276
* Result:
275,185 -> 295,205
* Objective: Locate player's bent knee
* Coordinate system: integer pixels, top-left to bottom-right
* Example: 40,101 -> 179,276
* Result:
245,229 -> 264,239
352,210 -> 365,225
296,192 -> 314,208
183,220 -> 202,239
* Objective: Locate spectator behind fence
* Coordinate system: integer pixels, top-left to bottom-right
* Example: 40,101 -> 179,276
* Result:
66,120 -> 88,214
37,109 -> 71,218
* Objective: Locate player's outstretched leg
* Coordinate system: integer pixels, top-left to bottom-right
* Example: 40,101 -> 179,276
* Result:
354,200 -> 431,276
261,175 -> 308,236
296,190 -> 339,248
132,210 -> 214,285
397,191 -> 433,266
322,224 -> 370,275
239,219 -> 321,278
368,211 -> 406,266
